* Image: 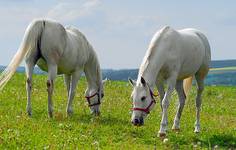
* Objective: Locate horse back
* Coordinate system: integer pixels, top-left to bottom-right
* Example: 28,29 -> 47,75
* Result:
156,28 -> 210,80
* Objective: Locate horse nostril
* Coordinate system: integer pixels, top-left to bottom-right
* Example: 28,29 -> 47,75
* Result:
140,118 -> 144,125
132,119 -> 140,125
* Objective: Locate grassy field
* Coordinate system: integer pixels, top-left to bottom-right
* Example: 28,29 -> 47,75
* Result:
0,73 -> 235,149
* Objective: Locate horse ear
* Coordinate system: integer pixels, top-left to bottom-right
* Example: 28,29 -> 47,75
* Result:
141,76 -> 146,86
128,78 -> 136,86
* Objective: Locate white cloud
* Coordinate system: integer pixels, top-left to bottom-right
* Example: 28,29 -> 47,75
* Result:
46,0 -> 101,22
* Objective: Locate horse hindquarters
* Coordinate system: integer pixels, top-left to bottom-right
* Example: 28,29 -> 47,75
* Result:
193,31 -> 211,132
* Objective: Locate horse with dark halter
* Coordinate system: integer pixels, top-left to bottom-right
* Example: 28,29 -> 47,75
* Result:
129,26 -> 211,137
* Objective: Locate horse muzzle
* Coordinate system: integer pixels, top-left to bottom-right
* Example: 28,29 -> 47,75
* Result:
131,118 -> 144,126
91,108 -> 100,116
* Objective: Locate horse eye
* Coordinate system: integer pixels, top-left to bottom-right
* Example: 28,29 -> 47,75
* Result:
141,96 -> 146,101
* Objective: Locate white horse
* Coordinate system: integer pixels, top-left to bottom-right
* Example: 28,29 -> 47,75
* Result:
129,26 -> 211,137
0,19 -> 106,117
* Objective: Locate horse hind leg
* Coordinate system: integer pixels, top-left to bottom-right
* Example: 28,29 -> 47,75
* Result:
172,80 -> 186,131
25,53 -> 40,116
25,62 -> 35,116
47,63 -> 57,118
194,68 -> 208,133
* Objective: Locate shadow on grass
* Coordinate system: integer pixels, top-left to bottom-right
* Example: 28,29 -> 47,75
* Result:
75,113 -> 130,126
23,109 -> 130,127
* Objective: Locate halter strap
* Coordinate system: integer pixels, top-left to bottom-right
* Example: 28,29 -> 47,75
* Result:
85,92 -> 98,99
132,100 -> 156,114
132,87 -> 158,114
85,92 -> 101,107
149,88 -> 159,99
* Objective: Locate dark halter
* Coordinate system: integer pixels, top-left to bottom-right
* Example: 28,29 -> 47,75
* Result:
85,92 -> 103,107
132,87 -> 158,114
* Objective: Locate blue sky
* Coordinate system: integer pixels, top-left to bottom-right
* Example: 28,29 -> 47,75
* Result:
0,0 -> 235,69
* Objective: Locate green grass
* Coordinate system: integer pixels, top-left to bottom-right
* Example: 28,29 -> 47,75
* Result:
0,73 -> 235,149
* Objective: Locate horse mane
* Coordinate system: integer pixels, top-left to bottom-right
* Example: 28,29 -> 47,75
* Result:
85,41 -> 102,89
66,26 -> 87,40
139,26 -> 170,77
93,50 -> 102,89
65,26 -> 102,89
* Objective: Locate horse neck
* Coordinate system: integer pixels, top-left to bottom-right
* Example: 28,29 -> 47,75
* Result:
84,49 -> 102,91
138,48 -> 163,89
137,27 -> 171,89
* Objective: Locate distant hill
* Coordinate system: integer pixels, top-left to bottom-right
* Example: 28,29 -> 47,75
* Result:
0,60 -> 236,85
102,60 -> 236,84
210,59 -> 236,68
0,65 -> 45,74
102,69 -> 138,81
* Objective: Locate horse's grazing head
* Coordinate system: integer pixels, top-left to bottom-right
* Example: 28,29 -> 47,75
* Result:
129,77 -> 156,126
85,79 -> 107,116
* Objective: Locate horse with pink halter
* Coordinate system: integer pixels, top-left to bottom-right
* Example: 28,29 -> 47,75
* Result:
0,19 -> 107,117
129,26 -> 211,137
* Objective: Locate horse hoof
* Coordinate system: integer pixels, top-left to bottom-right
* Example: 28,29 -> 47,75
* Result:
194,126 -> 200,133
159,132 -> 166,139
172,128 -> 180,132
48,112 -> 53,118
67,110 -> 73,117
26,107 -> 32,116
27,111 -> 32,117
194,130 -> 200,133
67,113 -> 73,117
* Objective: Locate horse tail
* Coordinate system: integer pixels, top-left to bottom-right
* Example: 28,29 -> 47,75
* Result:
0,19 -> 45,90
183,76 -> 193,97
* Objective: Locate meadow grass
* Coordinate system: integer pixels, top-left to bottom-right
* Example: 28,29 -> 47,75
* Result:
0,73 -> 235,149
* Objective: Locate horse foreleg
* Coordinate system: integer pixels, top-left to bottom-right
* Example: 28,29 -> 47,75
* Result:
172,80 -> 186,131
159,75 -> 176,137
156,81 -> 165,111
66,71 -> 81,116
64,74 -> 71,97
47,64 -> 57,118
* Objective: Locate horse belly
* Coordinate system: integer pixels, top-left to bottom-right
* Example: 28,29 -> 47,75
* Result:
36,58 -> 75,75
177,53 -> 204,80
178,63 -> 200,80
